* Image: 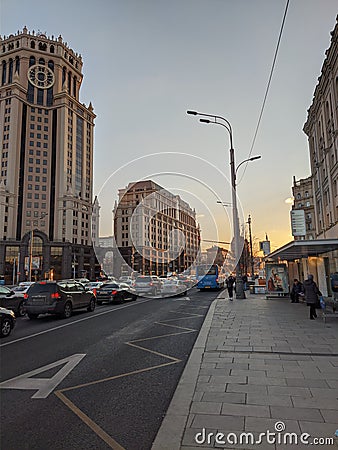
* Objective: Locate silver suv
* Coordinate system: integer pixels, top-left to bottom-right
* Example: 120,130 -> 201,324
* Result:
134,276 -> 162,296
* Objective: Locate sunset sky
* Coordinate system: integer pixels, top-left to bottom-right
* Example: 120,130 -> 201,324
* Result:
2,0 -> 337,252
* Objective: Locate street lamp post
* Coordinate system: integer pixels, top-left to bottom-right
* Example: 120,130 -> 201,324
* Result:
247,214 -> 254,278
187,110 -> 261,299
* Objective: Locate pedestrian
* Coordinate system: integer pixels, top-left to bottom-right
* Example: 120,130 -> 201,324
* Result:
242,274 -> 248,291
290,278 -> 304,303
226,274 -> 235,301
303,274 -> 322,320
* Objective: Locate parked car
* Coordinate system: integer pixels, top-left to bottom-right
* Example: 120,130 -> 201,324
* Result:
0,307 -> 16,337
161,279 -> 188,297
24,280 -> 96,319
118,277 -> 135,288
75,278 -> 90,283
96,282 -> 137,304
119,276 -> 133,283
0,285 -> 26,317
177,275 -> 194,289
84,281 -> 105,296
18,281 -> 35,288
134,275 -> 162,296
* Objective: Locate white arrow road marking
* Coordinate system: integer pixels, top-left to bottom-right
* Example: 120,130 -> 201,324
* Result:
0,353 -> 85,398
171,296 -> 190,301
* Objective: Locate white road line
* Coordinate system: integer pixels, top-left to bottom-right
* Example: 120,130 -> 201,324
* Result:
0,298 -> 152,348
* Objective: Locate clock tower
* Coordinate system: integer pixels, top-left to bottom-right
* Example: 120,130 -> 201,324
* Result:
0,28 -> 98,281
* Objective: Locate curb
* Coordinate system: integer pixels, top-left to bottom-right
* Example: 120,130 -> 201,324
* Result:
151,294 -> 219,450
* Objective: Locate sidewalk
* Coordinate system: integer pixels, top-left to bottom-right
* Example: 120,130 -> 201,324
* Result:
152,292 -> 338,450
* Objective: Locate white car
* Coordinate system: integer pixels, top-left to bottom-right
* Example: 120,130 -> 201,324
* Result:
18,281 -> 35,288
161,279 -> 187,297
134,276 -> 162,296
85,281 -> 104,295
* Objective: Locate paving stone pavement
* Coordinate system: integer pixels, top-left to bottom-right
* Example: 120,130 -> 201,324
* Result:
152,292 -> 338,450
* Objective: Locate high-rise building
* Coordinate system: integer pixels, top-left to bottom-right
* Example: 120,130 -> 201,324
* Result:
0,28 -> 98,282
113,180 -> 201,276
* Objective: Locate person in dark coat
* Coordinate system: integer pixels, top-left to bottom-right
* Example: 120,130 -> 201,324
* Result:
242,274 -> 248,291
226,275 -> 235,301
290,279 -> 304,303
303,274 -> 321,319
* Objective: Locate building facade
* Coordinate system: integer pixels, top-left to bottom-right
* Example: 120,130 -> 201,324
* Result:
206,246 -> 227,266
272,18 -> 338,296
291,175 -> 315,240
303,17 -> 338,240
113,180 -> 201,276
0,28 -> 98,282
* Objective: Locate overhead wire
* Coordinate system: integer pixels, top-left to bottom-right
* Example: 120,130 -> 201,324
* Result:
237,0 -> 290,185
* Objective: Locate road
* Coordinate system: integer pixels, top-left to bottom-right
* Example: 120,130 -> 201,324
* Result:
0,287 -> 220,450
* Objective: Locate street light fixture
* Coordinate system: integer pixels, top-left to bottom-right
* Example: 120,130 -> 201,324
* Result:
216,200 -> 232,207
236,156 -> 261,176
187,109 -> 261,299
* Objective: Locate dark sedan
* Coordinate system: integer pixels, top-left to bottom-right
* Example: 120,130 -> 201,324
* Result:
0,307 -> 16,337
0,285 -> 26,317
96,282 -> 137,305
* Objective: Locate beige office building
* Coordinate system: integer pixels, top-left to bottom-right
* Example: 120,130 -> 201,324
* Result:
113,180 -> 201,276
0,28 -> 98,282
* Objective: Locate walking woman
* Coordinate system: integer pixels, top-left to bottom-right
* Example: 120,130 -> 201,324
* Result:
303,274 -> 321,320
226,275 -> 235,301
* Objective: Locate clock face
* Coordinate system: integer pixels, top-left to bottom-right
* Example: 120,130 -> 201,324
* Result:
28,64 -> 55,89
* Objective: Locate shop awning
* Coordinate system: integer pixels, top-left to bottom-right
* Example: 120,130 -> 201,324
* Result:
266,239 -> 338,261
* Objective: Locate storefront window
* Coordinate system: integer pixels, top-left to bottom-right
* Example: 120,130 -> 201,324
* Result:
50,246 -> 63,280
4,246 -> 20,284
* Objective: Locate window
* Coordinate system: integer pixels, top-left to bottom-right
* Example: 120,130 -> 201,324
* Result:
2,61 -> 6,85
8,58 -> 13,83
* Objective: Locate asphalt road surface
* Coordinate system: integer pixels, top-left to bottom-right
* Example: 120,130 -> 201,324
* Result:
1,287 -> 220,450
